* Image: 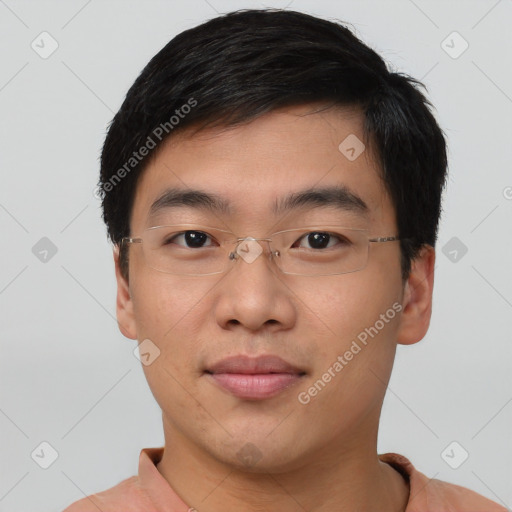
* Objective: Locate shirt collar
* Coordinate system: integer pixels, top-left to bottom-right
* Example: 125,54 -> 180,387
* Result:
138,447 -> 191,511
138,447 -> 424,511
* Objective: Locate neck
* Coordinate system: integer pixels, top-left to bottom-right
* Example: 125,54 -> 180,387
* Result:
156,417 -> 409,512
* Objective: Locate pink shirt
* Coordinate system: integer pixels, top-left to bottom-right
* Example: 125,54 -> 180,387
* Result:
63,447 -> 506,511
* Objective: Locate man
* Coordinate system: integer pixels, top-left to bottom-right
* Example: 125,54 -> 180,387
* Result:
64,8 -> 506,512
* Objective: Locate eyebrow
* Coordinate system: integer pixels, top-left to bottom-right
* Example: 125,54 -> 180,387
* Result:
274,185 -> 368,216
147,185 -> 368,221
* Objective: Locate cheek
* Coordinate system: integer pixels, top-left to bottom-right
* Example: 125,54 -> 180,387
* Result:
296,271 -> 402,392
295,277 -> 402,434
131,275 -> 216,413
130,271 -> 215,341
297,271 -> 398,340
129,273 -> 221,399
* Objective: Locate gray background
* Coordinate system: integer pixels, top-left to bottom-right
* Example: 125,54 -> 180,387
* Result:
0,0 -> 511,510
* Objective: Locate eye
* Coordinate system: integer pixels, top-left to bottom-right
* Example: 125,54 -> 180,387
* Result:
293,231 -> 349,250
165,230 -> 216,249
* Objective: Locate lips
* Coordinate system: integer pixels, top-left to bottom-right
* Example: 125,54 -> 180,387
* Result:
204,355 -> 306,400
205,354 -> 305,375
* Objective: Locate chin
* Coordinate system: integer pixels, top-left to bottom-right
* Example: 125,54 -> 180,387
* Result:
205,431 -> 309,474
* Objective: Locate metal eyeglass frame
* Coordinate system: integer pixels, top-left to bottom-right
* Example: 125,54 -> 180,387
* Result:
120,224 -> 400,276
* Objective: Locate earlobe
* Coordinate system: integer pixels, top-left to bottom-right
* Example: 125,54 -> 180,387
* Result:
396,245 -> 435,346
113,246 -> 138,340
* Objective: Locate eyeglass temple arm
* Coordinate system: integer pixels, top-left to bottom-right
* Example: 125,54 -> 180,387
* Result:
120,237 -> 142,246
368,236 -> 400,243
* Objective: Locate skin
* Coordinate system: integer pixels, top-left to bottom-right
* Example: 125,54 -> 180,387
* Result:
113,104 -> 435,512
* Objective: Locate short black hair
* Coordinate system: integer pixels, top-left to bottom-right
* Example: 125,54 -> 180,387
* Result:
98,8 -> 448,281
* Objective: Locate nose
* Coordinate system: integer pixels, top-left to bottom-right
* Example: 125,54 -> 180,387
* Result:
214,238 -> 296,332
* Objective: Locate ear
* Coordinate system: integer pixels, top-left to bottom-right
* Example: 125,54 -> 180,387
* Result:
396,245 -> 435,346
113,245 -> 137,340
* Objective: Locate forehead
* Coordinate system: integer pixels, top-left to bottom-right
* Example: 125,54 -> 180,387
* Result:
129,104 -> 394,232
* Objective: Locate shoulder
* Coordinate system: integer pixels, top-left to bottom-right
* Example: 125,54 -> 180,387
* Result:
62,475 -> 154,512
422,477 -> 507,512
379,453 -> 507,512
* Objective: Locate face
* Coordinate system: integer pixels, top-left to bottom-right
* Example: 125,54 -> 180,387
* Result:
114,104 -> 434,472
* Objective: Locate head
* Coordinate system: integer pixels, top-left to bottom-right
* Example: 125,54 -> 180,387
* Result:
100,9 -> 447,471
